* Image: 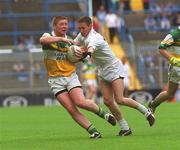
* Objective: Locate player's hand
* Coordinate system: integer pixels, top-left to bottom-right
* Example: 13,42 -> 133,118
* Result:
170,57 -> 180,67
68,39 -> 76,45
60,37 -> 74,44
74,46 -> 85,58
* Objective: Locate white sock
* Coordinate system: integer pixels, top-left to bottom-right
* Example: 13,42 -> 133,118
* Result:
137,104 -> 149,115
118,118 -> 129,130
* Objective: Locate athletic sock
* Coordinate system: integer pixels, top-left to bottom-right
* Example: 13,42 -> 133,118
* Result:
118,118 -> 129,130
87,124 -> 99,135
96,107 -> 106,119
137,104 -> 149,114
151,99 -> 161,108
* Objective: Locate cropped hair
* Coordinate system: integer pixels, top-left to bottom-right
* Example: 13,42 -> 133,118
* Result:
52,16 -> 68,26
78,16 -> 92,26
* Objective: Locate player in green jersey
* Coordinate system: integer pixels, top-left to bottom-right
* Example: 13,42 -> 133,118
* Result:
148,27 -> 180,113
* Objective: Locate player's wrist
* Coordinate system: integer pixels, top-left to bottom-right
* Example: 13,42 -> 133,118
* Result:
170,57 -> 180,67
170,57 -> 175,64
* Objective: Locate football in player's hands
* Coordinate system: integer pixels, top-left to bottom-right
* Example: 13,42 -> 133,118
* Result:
67,45 -> 83,63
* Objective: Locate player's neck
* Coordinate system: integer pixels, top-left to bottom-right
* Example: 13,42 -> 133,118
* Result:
57,33 -> 66,37
54,31 -> 65,37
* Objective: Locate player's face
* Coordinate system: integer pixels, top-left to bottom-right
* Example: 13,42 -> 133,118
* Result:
78,22 -> 92,37
54,19 -> 68,36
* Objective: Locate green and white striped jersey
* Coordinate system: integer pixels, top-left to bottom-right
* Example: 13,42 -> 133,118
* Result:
159,28 -> 180,57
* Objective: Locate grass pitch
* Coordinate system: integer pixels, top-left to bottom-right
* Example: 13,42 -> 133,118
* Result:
1,103 -> 180,150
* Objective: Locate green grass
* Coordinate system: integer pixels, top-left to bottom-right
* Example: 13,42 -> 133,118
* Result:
1,103 -> 180,150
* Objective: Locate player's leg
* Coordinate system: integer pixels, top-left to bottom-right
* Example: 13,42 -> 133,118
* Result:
112,78 -> 155,126
56,91 -> 101,139
148,81 -> 179,113
100,79 -> 132,136
69,87 -> 116,126
86,83 -> 97,100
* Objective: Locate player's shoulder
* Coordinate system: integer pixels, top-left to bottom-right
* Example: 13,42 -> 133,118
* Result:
90,30 -> 104,40
170,28 -> 180,40
42,32 -> 51,37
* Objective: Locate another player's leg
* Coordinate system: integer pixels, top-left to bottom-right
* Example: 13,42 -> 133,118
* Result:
112,79 -> 155,126
105,101 -> 132,136
56,92 -> 101,139
69,87 -> 116,126
148,81 -> 179,113
100,80 -> 132,136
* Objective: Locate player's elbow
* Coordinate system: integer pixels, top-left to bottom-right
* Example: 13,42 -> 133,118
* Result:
39,37 -> 48,44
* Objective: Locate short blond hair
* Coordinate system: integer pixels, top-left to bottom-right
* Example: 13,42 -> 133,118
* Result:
52,16 -> 68,27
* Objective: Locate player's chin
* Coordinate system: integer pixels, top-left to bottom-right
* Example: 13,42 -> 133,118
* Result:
61,30 -> 67,35
81,33 -> 87,37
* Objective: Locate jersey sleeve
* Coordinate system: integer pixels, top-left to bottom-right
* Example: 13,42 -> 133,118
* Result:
42,32 -> 51,37
86,36 -> 100,52
159,34 -> 174,50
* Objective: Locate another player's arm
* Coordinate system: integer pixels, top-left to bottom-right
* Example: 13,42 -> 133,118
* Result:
159,49 -> 172,60
39,33 -> 74,45
73,35 -> 94,59
73,38 -> 87,58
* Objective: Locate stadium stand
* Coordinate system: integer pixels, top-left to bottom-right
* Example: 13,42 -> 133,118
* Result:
0,0 -> 86,45
119,0 -> 179,89
0,0 -> 88,94
0,0 -> 179,94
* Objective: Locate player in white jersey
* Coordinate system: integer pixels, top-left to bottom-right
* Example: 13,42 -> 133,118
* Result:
74,16 -> 155,136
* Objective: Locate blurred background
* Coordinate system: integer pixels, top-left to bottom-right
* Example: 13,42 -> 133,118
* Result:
0,0 -> 179,107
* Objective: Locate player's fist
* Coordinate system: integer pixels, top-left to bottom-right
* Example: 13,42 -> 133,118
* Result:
170,57 -> 180,67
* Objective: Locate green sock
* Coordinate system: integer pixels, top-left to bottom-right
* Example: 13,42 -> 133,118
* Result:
151,99 -> 160,108
87,124 -> 99,135
97,107 -> 106,119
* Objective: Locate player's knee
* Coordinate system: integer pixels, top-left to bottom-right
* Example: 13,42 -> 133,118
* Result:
67,107 -> 78,115
116,98 -> 126,105
75,100 -> 86,108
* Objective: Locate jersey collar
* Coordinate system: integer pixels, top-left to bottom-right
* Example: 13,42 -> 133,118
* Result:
51,31 -> 67,38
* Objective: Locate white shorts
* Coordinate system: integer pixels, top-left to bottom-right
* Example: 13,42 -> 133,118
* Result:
168,65 -> 180,84
124,78 -> 130,88
48,72 -> 81,96
98,60 -> 125,82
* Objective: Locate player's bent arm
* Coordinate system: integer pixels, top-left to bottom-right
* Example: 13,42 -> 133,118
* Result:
40,33 -> 73,45
159,49 -> 172,60
160,49 -> 180,67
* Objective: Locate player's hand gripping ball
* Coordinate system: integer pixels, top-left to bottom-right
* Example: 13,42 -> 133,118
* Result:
67,45 -> 82,63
